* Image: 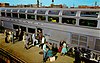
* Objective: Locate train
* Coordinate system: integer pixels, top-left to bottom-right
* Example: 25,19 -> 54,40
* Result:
0,7 -> 100,53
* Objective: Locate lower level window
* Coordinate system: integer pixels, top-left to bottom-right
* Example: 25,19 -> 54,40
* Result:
95,39 -> 100,51
37,15 -> 46,21
19,14 -> 26,18
62,18 -> 76,25
7,13 -> 11,17
28,28 -> 35,33
79,19 -> 97,27
12,13 -> 18,18
27,14 -> 35,20
48,16 -> 59,23
1,12 -> 5,17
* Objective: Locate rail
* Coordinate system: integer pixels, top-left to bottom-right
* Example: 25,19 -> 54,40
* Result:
0,48 -> 26,63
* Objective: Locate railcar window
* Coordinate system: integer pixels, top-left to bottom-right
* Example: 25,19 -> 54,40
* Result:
37,10 -> 46,14
27,9 -> 35,13
19,9 -> 26,13
13,25 -> 19,29
95,39 -> 100,51
62,18 -> 76,24
62,10 -> 76,16
48,16 -> 59,23
79,19 -> 97,27
79,36 -> 87,47
27,14 -> 35,20
6,9 -> 11,12
1,9 -> 5,12
80,11 -> 99,18
20,26 -> 26,32
1,12 -> 5,17
6,13 -> 11,17
12,9 -> 18,12
71,34 -> 88,47
12,13 -> 18,18
19,14 -> 26,18
48,10 -> 60,15
28,28 -> 35,33
88,36 -> 94,49
37,15 -> 46,21
71,34 -> 79,45
80,36 -> 87,42
6,9 -> 11,17
12,9 -> 18,18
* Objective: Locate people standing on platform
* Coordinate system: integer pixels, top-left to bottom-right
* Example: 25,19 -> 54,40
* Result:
39,36 -> 46,49
23,32 -> 26,47
74,47 -> 81,63
4,30 -> 9,43
32,33 -> 35,46
10,31 -> 14,43
58,40 -> 64,53
45,46 -> 53,61
52,43 -> 58,55
61,41 -> 68,56
37,30 -> 42,44
43,42 -> 48,62
16,29 -> 19,40
25,33 -> 29,49
4,30 -> 7,36
18,28 -> 23,41
59,40 -> 64,47
85,46 -> 91,59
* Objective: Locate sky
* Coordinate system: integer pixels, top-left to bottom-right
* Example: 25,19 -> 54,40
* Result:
0,0 -> 100,7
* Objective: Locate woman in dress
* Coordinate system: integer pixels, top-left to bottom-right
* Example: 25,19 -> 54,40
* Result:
61,41 -> 68,55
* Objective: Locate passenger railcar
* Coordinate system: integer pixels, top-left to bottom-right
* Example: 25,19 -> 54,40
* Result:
0,8 -> 100,53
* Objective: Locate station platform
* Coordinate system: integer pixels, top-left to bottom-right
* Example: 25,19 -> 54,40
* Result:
0,33 -> 74,63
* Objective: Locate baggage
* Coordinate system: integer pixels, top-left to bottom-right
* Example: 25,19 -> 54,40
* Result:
49,56 -> 55,62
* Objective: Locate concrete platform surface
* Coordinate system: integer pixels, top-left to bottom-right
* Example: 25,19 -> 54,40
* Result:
0,33 -> 74,63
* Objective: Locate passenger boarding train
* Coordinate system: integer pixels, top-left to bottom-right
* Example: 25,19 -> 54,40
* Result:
0,8 -> 100,53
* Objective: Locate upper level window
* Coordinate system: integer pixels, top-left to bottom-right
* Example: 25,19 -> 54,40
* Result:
19,9 -> 26,13
37,10 -> 46,14
80,11 -> 99,18
1,9 -> 5,12
1,9 -> 5,17
6,9 -> 11,12
48,10 -> 60,15
27,9 -> 35,13
79,19 -> 98,27
62,18 -> 76,24
62,10 -> 77,16
12,9 -> 18,13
